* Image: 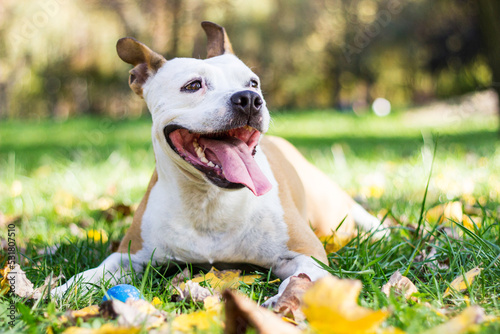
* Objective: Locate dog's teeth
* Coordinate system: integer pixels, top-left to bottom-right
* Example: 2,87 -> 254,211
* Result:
201,157 -> 209,164
244,125 -> 252,131
207,161 -> 215,167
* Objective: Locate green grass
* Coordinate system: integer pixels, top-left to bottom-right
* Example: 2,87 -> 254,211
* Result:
1,111 -> 499,333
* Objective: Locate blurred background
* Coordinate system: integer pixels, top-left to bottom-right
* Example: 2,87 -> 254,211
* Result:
1,0 -> 499,120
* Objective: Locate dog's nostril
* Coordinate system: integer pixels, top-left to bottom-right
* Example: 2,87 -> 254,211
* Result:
254,96 -> 263,108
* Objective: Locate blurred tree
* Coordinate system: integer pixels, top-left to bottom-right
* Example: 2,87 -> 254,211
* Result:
0,0 -> 498,120
477,0 -> 500,133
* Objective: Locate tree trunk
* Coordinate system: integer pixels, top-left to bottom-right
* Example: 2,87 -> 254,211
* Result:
477,0 -> 500,136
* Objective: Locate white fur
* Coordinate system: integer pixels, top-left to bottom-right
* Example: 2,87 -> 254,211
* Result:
52,53 -> 316,300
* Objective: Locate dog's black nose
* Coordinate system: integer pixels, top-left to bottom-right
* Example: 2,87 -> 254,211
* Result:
230,90 -> 263,116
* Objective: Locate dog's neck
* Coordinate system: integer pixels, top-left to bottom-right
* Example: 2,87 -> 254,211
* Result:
153,138 -> 255,232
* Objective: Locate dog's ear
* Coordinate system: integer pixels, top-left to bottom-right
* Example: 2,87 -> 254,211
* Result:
201,21 -> 234,58
116,37 -> 166,97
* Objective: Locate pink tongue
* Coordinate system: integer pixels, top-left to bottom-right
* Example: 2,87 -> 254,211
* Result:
198,137 -> 272,196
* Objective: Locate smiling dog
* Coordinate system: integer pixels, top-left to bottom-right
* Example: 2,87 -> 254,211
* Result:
52,22 -> 384,304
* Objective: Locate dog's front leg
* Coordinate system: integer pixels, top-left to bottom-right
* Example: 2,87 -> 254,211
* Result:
263,254 -> 330,307
51,252 -> 144,299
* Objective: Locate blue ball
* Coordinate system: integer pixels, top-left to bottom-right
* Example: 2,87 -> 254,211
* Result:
102,284 -> 144,303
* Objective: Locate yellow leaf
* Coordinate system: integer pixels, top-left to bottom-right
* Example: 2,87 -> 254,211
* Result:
63,324 -> 140,334
0,263 -> 12,295
444,267 -> 483,297
462,215 -> 481,230
70,305 -> 100,319
87,229 -> 108,243
203,295 -> 222,313
151,296 -> 163,306
422,306 -> 485,334
181,267 -> 260,292
320,232 -> 353,253
302,276 -> 389,334
172,310 -> 221,332
377,328 -> 407,334
426,202 -> 462,224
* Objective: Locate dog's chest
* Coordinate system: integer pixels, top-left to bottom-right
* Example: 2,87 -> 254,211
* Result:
140,182 -> 290,267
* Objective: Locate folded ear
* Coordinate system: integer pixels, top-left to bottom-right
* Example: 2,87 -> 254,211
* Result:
116,37 -> 166,97
201,21 -> 234,59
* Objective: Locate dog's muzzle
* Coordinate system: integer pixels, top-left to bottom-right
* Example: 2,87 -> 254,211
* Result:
164,116 -> 272,197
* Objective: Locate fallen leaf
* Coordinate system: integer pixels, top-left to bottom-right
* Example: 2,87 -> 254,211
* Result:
63,323 -> 140,334
171,295 -> 223,333
381,271 -> 418,302
302,276 -> 389,334
320,232 -> 353,253
204,295 -> 222,313
426,202 -> 462,224
31,271 -> 65,299
100,299 -> 166,328
65,305 -> 100,322
103,203 -> 134,222
377,328 -> 407,334
181,267 -> 261,293
444,267 -> 483,297
223,289 -> 301,334
414,246 -> 449,271
462,215 -> 481,230
171,267 -> 191,287
422,306 -> 485,334
2,263 -> 35,298
274,273 -> 312,321
175,280 -> 213,302
0,263 -> 11,295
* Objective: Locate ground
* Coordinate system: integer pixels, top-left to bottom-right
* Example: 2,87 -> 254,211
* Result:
0,110 -> 499,333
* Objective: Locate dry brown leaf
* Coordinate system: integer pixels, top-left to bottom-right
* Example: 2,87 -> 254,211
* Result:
414,246 -> 450,271
100,299 -> 166,328
381,271 -> 419,302
171,267 -> 191,287
223,289 -> 301,334
32,271 -> 65,299
1,263 -> 61,299
273,273 -> 312,321
175,280 -> 214,302
422,306 -> 485,334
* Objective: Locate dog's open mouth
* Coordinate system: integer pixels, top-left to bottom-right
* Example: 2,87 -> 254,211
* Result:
165,125 -> 272,196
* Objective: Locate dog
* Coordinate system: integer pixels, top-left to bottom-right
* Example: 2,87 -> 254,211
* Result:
52,22 -> 384,305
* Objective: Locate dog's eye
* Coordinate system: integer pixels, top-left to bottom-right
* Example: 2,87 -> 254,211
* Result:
182,80 -> 202,92
250,80 -> 259,89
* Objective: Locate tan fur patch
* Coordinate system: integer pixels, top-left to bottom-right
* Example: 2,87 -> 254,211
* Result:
117,168 -> 158,254
260,136 -> 328,264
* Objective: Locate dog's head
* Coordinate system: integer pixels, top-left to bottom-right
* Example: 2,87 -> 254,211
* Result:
116,22 -> 271,196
